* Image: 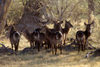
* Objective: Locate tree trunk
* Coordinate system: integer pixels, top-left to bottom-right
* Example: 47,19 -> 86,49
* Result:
87,0 -> 94,23
0,0 -> 12,34
18,0 -> 44,33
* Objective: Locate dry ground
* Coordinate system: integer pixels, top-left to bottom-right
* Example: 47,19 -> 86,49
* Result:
0,35 -> 100,67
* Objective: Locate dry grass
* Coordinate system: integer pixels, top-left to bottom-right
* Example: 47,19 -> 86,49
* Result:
0,35 -> 100,67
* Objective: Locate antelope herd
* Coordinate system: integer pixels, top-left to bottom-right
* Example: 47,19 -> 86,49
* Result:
7,20 -> 95,55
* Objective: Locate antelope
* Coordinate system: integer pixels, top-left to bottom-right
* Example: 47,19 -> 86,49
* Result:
23,28 -> 47,51
9,26 -> 20,52
76,21 -> 94,52
76,31 -> 86,52
41,21 -> 63,55
54,21 -> 63,32
23,29 -> 35,48
23,28 -> 43,50
62,20 -> 73,45
84,21 -> 94,40
32,28 -> 46,51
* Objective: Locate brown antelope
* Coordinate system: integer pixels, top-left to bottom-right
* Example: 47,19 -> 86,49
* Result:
32,28 -> 46,51
62,20 -> 73,45
76,21 -> 94,52
54,21 -> 63,32
45,27 -> 63,54
41,21 -> 63,55
23,28 -> 43,51
76,31 -> 86,52
9,26 -> 20,52
23,27 -> 48,51
23,29 -> 35,48
84,21 -> 94,40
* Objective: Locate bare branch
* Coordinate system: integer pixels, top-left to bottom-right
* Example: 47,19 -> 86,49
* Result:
59,0 -> 68,20
55,0 -> 59,16
41,0 -> 55,22
22,0 -> 25,6
66,0 -> 82,18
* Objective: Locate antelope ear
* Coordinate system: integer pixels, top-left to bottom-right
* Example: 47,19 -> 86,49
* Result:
65,20 -> 68,23
91,21 -> 95,25
68,22 -> 73,27
70,24 -> 73,27
84,22 -> 87,25
59,21 -> 63,24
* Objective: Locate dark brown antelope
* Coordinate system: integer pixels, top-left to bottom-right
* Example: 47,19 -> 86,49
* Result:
23,29 -> 35,48
76,31 -> 86,52
41,21 -> 63,55
84,21 -> 94,40
54,21 -> 63,32
23,28 -> 43,50
62,20 -> 73,45
32,28 -> 46,51
23,28 -> 47,51
46,27 -> 63,54
76,21 -> 94,52
9,26 -> 20,52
